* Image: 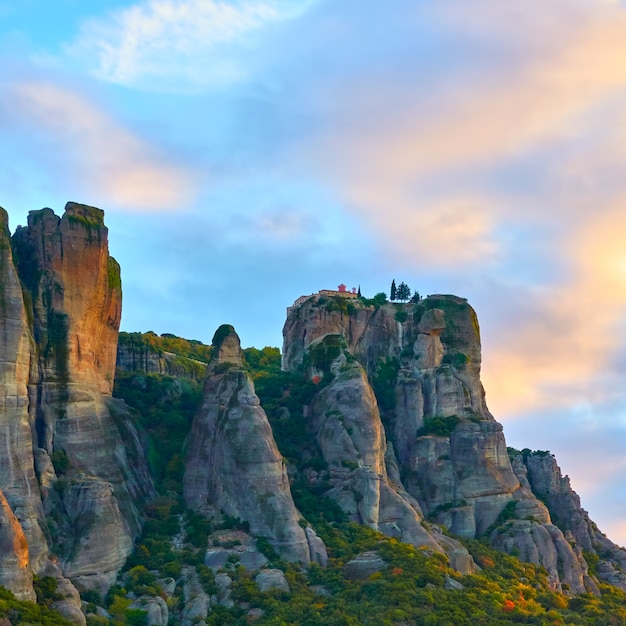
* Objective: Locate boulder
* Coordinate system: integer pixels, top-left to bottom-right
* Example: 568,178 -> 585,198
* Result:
256,569 -> 290,593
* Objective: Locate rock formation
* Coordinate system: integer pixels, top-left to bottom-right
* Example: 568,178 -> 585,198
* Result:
184,325 -> 327,565
0,490 -> 35,601
0,203 -> 154,609
282,292 -> 621,592
116,331 -> 207,381
512,450 -> 626,591
3,200 -> 626,621
0,206 -> 49,582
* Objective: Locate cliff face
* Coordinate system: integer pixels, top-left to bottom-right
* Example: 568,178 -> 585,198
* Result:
184,326 -> 327,565
0,207 -> 49,585
282,293 -> 615,592
0,203 -> 154,606
304,336 -> 475,573
512,451 -> 626,591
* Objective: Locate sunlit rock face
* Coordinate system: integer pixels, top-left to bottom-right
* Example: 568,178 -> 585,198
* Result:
184,326 -> 326,565
0,203 -> 154,601
281,293 -> 607,591
0,489 -> 35,601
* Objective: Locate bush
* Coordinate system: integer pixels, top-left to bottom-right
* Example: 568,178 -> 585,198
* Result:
33,576 -> 62,607
50,450 -> 70,475
416,415 -> 460,437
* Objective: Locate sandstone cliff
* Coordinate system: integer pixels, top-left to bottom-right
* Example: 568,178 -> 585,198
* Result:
0,203 -> 154,609
184,325 -> 327,565
282,293 -> 613,592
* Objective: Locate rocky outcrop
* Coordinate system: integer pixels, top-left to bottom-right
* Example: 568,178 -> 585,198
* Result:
255,569 -> 290,593
491,520 -> 588,593
128,595 -> 168,626
281,293 -> 599,591
305,336 -> 445,555
513,450 -> 626,591
184,325 -> 326,565
0,203 -> 154,603
116,332 -> 207,381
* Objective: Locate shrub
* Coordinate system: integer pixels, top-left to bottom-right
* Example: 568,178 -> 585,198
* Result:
416,415 -> 460,437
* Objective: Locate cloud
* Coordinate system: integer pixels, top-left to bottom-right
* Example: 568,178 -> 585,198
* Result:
249,0 -> 626,420
70,0 -> 314,91
281,0 -> 626,265
481,204 -> 626,416
2,80 -> 195,210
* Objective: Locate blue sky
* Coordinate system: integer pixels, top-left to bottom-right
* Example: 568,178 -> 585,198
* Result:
2,0 -> 626,544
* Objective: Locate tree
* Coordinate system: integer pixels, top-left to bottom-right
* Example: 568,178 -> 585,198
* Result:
390,279 -> 397,301
396,282 -> 411,302
357,285 -> 361,297
410,291 -> 420,303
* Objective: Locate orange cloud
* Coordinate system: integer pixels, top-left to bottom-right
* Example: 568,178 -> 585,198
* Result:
483,206 -> 626,416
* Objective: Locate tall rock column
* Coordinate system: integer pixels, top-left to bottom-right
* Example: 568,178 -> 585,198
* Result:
9,202 -> 153,593
185,325 -> 326,565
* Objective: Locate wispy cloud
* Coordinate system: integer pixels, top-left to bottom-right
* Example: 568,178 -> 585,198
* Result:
269,0 -> 626,402
3,81 -> 196,210
70,0 -> 314,91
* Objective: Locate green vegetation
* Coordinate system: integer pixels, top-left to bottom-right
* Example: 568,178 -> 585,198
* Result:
113,372 -> 202,491
118,331 -> 212,363
371,357 -> 399,415
484,501 -> 518,536
50,449 -> 70,475
107,257 -> 121,292
0,584 -> 74,625
395,281 -> 411,302
303,334 -> 345,375
507,447 -> 553,461
416,414 -> 460,437
97,329 -> 626,625
442,351 -> 468,368
393,306 -> 408,323
413,295 -> 470,346
359,292 -> 388,307
324,295 -> 351,315
46,310 -> 69,385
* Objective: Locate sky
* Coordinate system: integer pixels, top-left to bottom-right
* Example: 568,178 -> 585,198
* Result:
1,0 -> 626,545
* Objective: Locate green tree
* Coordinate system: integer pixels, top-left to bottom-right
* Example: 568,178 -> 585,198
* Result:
396,282 -> 411,302
390,279 -> 397,301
